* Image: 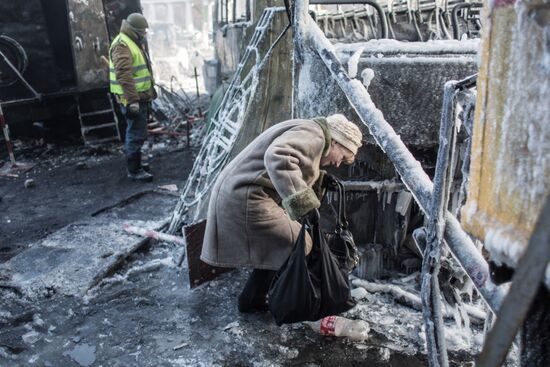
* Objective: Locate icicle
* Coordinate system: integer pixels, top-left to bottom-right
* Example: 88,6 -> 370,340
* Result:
347,46 -> 364,79
386,190 -> 393,206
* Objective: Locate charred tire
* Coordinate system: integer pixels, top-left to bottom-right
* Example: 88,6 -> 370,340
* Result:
0,35 -> 28,87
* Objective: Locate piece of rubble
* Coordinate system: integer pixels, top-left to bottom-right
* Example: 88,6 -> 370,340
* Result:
151,142 -> 166,151
158,184 -> 178,192
173,342 -> 188,350
223,321 -> 239,331
24,179 -> 35,188
351,287 -> 369,300
32,314 -> 45,328
22,330 -> 41,345
76,162 -> 88,170
222,321 -> 243,337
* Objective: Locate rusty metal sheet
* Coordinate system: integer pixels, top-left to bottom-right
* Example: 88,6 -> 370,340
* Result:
461,2 -> 550,279
183,220 -> 232,288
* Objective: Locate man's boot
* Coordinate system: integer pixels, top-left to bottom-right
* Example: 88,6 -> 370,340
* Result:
141,158 -> 151,173
127,154 -> 153,182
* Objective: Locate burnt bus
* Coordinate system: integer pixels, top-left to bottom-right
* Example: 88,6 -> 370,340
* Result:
0,0 -> 142,144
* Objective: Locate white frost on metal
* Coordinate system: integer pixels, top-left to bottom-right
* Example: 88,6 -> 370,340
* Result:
360,68 -> 375,89
395,191 -> 413,216
356,56 -> 473,66
297,7 -> 506,311
334,38 -> 479,55
484,227 -> 526,269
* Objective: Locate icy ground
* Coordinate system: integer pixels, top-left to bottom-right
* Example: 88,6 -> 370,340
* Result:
1,236 -> 498,366
0,136 -> 510,366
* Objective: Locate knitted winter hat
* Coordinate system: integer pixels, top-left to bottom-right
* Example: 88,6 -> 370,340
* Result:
326,114 -> 363,155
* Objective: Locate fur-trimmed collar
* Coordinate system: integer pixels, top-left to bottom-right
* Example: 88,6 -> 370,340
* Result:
312,117 -> 331,156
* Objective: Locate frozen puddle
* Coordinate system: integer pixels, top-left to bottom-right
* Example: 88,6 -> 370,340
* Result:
63,343 -> 96,366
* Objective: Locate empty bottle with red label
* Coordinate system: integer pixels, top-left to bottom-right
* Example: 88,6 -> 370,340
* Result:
304,316 -> 370,341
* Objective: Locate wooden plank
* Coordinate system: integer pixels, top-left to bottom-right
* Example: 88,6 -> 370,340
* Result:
184,219 -> 232,288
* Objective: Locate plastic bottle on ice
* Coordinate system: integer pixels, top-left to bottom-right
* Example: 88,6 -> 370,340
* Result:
305,316 -> 370,341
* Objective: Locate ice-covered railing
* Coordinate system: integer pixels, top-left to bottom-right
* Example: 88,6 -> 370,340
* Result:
168,7 -> 288,234
312,0 -> 480,41
293,0 -> 505,312
312,0 -> 464,16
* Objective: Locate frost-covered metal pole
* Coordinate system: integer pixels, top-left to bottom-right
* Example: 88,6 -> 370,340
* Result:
421,81 -> 460,367
293,0 -> 504,312
292,0 -> 310,119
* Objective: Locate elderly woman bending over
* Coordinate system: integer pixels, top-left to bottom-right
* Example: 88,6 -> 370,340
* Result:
201,114 -> 363,312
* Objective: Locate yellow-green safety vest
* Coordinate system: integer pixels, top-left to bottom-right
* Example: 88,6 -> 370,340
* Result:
109,33 -> 152,98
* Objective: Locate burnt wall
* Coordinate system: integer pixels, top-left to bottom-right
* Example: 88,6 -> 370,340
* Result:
103,0 -> 143,41
0,0 -> 76,101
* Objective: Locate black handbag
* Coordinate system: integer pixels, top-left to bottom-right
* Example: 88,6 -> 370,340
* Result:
268,211 -> 355,325
324,176 -> 359,273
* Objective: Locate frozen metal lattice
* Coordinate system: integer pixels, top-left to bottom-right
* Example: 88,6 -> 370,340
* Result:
168,7 -> 287,234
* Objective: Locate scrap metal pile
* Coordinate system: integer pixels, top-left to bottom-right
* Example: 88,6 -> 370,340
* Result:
150,79 -> 205,145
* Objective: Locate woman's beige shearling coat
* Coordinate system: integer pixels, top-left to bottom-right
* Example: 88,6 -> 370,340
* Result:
201,118 -> 330,270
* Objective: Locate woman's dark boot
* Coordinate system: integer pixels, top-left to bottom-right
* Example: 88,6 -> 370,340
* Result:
238,269 -> 276,313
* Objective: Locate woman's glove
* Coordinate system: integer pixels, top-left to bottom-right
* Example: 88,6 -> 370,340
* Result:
299,208 -> 320,225
322,173 -> 339,191
299,209 -> 318,256
312,172 -> 340,202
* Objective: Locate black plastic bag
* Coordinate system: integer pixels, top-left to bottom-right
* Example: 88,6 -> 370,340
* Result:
268,212 -> 355,325
268,224 -> 321,325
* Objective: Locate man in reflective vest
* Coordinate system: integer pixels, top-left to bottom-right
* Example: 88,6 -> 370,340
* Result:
109,13 -> 156,182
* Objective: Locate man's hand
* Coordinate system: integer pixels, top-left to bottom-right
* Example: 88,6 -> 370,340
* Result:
126,103 -> 140,118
